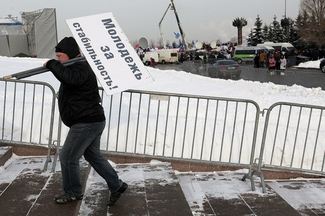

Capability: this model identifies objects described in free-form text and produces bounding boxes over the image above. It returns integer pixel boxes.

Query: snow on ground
[1,56,324,109]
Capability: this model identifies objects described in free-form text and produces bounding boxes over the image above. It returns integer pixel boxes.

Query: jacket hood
[55,37,80,59]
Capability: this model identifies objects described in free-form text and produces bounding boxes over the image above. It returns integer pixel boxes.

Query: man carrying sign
[44,37,128,206]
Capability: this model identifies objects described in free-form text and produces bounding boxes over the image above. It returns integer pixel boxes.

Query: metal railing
[0,78,57,146]
[255,102,325,192]
[98,90,260,164]
[0,78,261,190]
[0,78,58,171]
[3,79,325,193]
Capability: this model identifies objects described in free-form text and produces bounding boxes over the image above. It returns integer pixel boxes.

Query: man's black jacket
[46,60,105,127]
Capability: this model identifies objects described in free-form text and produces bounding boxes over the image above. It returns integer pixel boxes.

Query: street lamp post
[285,0,287,18]
[281,0,289,37]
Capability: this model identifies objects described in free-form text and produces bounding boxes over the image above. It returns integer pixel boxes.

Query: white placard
[66,12,153,95]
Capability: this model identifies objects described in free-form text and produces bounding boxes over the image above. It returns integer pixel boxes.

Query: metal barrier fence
[0,78,57,146]
[5,79,325,192]
[97,89,260,166]
[256,102,325,192]
[0,78,58,171]
[0,78,261,190]
[3,78,325,193]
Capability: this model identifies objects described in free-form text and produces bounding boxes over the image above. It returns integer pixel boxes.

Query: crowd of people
[176,43,235,63]
[254,46,325,75]
[135,40,325,74]
[254,50,287,75]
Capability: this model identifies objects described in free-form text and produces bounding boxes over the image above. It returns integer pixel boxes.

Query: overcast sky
[1,0,300,44]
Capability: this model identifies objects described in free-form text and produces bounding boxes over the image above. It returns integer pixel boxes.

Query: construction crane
[158,0,189,50]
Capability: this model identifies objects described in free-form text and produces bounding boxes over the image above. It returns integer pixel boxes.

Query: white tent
[0,35,10,56]
[0,20,29,57]
[0,8,57,58]
[21,8,58,58]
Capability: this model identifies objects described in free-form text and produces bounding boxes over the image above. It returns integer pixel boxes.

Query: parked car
[195,51,215,64]
[208,60,241,79]
[320,59,325,73]
[194,51,231,64]
[216,51,231,59]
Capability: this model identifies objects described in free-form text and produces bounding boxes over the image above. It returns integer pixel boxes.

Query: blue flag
[174,32,181,39]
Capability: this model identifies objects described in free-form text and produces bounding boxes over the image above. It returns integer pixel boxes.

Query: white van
[257,42,295,53]
[259,45,275,53]
[156,49,179,64]
[142,51,159,66]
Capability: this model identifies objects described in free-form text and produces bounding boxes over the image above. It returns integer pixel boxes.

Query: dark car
[208,60,241,79]
[215,51,231,60]
[194,51,231,64]
[320,59,325,73]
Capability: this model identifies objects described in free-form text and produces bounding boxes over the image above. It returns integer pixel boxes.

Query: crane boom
[170,0,188,50]
[158,0,189,50]
[159,3,171,49]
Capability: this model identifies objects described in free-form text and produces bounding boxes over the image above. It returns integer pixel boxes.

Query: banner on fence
[66,12,153,95]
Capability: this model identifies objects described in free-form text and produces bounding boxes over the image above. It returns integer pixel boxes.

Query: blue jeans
[59,121,122,197]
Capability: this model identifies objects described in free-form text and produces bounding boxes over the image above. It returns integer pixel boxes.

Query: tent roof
[0,17,22,25]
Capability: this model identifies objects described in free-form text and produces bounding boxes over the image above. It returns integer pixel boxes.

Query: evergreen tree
[250,15,264,46]
[271,16,284,42]
[262,24,269,42]
[268,25,275,42]
[281,17,289,42]
[287,18,299,47]
[295,11,309,48]
[246,29,253,46]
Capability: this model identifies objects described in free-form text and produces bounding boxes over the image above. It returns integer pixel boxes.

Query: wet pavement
[155,62,325,90]
[1,145,325,216]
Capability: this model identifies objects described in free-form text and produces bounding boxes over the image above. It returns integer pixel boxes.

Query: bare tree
[156,37,164,48]
[149,39,156,49]
[232,17,248,45]
[298,0,325,47]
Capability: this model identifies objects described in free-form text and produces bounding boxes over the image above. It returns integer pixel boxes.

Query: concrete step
[1,154,325,215]
[0,156,90,216]
[267,180,325,215]
[27,159,90,216]
[177,171,303,216]
[0,146,13,166]
[79,162,193,216]
[0,157,50,215]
